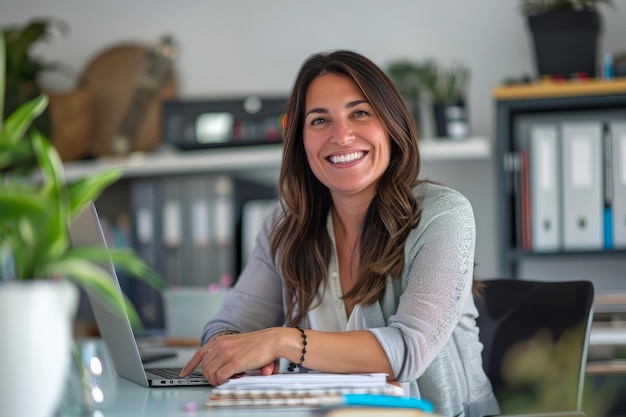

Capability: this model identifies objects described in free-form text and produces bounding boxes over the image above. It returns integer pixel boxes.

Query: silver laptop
[69,201,210,387]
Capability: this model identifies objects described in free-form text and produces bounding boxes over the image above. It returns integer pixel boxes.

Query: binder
[130,177,165,331]
[233,178,278,276]
[162,176,185,287]
[184,174,214,286]
[240,198,276,269]
[561,121,604,250]
[529,124,561,252]
[603,123,613,250]
[212,176,235,286]
[519,149,531,252]
[611,122,626,248]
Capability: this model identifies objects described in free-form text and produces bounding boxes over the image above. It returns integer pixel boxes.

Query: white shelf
[62,144,283,182]
[419,136,491,161]
[62,137,491,181]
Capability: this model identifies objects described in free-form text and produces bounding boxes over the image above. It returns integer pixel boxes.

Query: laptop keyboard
[147,368,205,379]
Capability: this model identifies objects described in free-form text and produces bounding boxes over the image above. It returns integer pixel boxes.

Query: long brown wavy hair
[270,50,423,326]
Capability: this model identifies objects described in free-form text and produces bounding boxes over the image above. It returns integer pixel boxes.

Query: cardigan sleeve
[200,202,286,345]
[367,185,476,382]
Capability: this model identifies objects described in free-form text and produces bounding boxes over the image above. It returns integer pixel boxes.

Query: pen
[342,394,434,412]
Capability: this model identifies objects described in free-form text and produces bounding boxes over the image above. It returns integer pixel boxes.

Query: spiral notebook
[205,372,406,409]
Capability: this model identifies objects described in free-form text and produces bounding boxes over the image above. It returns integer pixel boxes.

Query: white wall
[3,0,626,279]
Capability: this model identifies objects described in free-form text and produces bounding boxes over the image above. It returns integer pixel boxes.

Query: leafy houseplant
[418,60,470,104]
[2,18,69,137]
[386,59,470,139]
[0,28,164,321]
[418,60,471,139]
[0,30,165,417]
[519,0,614,78]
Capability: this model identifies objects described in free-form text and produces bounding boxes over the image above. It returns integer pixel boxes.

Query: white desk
[101,377,315,417]
[76,347,317,417]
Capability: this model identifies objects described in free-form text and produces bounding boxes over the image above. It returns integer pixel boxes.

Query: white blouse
[307,213,366,332]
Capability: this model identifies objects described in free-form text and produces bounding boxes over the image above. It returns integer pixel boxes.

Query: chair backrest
[475,279,595,415]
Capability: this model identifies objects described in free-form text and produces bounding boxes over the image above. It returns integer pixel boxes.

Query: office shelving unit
[493,79,626,381]
[493,78,626,279]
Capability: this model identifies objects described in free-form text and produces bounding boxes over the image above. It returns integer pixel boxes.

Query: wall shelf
[493,77,626,101]
[62,136,491,182]
[62,144,283,182]
[419,136,490,161]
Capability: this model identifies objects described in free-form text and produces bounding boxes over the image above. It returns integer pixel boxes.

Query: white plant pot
[0,280,78,417]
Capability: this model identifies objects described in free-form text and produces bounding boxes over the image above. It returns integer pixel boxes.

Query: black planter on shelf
[527,9,602,78]
[432,100,468,139]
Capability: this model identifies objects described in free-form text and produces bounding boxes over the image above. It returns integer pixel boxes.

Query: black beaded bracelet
[287,327,307,372]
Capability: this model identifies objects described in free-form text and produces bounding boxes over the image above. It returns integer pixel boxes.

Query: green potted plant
[3,18,93,162]
[418,60,471,139]
[520,0,614,78]
[0,32,165,417]
[2,18,70,135]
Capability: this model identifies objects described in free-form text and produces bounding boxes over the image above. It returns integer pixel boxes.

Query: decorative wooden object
[79,37,178,157]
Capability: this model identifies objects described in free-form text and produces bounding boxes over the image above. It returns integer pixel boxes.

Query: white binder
[162,176,184,286]
[561,121,604,250]
[611,122,626,248]
[241,198,276,269]
[529,124,561,252]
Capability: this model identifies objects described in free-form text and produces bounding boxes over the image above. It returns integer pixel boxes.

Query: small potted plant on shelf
[0,32,165,417]
[418,60,471,140]
[519,0,614,79]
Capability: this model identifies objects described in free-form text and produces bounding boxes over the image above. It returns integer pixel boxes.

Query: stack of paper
[205,372,406,408]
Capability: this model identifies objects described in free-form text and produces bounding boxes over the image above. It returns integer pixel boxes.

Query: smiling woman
[180,50,499,417]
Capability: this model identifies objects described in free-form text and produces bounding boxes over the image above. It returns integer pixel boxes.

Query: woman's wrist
[209,330,238,342]
[287,327,307,371]
[270,327,306,366]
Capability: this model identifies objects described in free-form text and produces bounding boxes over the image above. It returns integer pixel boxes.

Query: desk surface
[103,377,316,417]
[75,346,319,417]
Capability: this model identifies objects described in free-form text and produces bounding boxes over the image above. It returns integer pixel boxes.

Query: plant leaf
[43,258,143,329]
[29,131,70,267]
[0,136,36,172]
[108,247,168,290]
[0,30,5,129]
[0,94,48,145]
[0,192,48,222]
[68,169,122,217]
[5,21,48,78]
[64,245,167,291]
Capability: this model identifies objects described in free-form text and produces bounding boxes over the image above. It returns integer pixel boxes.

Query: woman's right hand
[179,328,296,386]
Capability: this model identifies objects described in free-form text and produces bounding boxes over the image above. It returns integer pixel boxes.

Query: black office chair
[475,279,595,416]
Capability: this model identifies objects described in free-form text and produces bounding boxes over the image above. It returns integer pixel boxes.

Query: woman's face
[302,73,390,202]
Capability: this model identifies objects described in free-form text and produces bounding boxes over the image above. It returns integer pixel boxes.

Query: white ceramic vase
[0,280,78,417]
